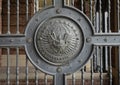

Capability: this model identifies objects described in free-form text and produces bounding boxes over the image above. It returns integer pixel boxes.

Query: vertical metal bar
[45,74,48,85]
[7,0,10,34]
[94,0,97,27]
[34,0,35,13]
[90,0,93,21]
[26,58,29,85]
[105,11,109,72]
[117,0,120,84]
[35,69,38,85]
[96,12,100,32]
[81,68,84,85]
[16,47,19,85]
[104,32,108,71]
[34,0,39,13]
[65,75,67,85]
[104,11,108,33]
[81,0,84,12]
[71,0,74,6]
[95,0,101,74]
[26,0,29,85]
[26,0,29,21]
[99,0,103,84]
[72,73,75,85]
[54,74,66,85]
[54,0,65,7]
[117,0,120,32]
[104,0,109,71]
[109,47,112,85]
[7,48,10,85]
[67,0,70,6]
[91,59,94,85]
[17,0,20,34]
[44,0,47,7]
[99,0,102,32]
[93,0,97,72]
[90,1,94,85]
[100,47,103,85]
[108,0,112,85]
[52,0,54,6]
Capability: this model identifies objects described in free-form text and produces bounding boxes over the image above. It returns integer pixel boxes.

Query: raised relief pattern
[35,17,83,65]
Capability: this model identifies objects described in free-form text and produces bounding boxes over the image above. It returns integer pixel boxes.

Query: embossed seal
[35,17,83,65]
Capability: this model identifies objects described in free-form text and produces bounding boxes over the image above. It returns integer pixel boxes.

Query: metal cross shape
[0,0,120,85]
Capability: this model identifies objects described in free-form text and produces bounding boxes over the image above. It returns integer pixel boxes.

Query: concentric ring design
[25,7,94,74]
[35,17,83,65]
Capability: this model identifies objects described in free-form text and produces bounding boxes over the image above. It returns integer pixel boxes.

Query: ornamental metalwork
[0,0,120,85]
[35,17,83,65]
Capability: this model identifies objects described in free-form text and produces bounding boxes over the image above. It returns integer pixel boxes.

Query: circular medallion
[25,7,94,74]
[35,17,83,65]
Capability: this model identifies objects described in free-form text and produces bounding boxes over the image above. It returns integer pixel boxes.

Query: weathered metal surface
[0,0,120,85]
[0,35,26,47]
[35,17,82,65]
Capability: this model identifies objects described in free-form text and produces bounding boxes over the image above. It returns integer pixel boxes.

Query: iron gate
[0,0,120,85]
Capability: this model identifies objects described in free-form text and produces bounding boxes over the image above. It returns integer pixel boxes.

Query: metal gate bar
[26,57,29,85]
[17,0,19,34]
[100,46,103,85]
[35,69,38,85]
[109,46,112,85]
[16,47,19,85]
[44,74,47,85]
[16,1,20,84]
[26,0,29,85]
[71,0,74,6]
[7,48,10,85]
[44,0,47,7]
[72,73,75,85]
[118,0,120,84]
[7,0,10,34]
[96,0,103,85]
[90,1,94,85]
[1,0,120,85]
[108,0,112,85]
[81,0,84,12]
[35,0,39,13]
[81,68,84,85]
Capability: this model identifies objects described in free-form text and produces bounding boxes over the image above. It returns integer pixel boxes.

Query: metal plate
[35,17,83,65]
[25,7,94,74]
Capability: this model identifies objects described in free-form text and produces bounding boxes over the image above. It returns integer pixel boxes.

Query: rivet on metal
[10,39,14,42]
[78,18,81,22]
[57,67,62,73]
[27,38,32,43]
[35,18,39,22]
[86,37,92,43]
[36,60,40,65]
[104,38,107,42]
[39,37,43,40]
[78,59,82,64]
[56,9,61,14]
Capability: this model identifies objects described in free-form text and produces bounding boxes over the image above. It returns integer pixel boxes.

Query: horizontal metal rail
[0,35,26,47]
[1,33,120,47]
[91,33,120,46]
